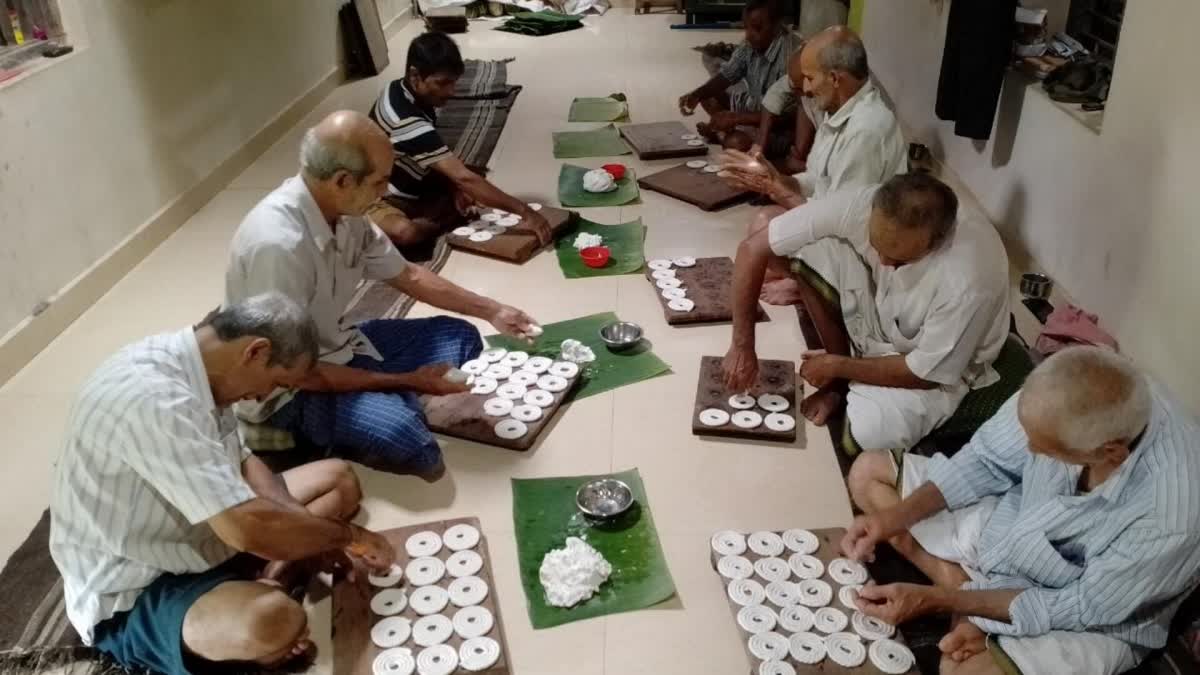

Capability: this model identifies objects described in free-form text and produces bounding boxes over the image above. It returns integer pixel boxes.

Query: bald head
[300,110,391,182]
[792,26,869,113]
[802,26,868,80]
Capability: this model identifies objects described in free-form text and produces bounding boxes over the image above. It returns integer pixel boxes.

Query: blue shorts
[92,556,257,675]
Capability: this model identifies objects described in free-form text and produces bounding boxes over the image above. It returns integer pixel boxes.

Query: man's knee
[328,459,363,518]
[245,590,307,655]
[365,418,443,475]
[846,450,898,513]
[429,316,483,351]
[746,205,787,237]
[940,652,1004,675]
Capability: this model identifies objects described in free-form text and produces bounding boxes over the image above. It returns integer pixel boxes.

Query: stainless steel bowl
[1020,273,1053,299]
[575,478,634,519]
[599,321,643,351]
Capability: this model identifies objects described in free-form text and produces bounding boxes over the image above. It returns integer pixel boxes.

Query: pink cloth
[1035,304,1119,355]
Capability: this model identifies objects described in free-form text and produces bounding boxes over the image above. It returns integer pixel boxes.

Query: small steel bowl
[1020,272,1053,299]
[575,478,634,519]
[599,321,643,351]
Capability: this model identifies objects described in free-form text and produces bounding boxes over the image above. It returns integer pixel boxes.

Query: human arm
[854,583,1022,626]
[680,73,734,114]
[242,455,308,515]
[719,149,806,208]
[789,105,816,169]
[387,263,537,340]
[293,361,469,396]
[722,226,774,392]
[841,481,949,562]
[208,499,393,570]
[799,351,939,390]
[430,155,551,245]
[753,109,777,154]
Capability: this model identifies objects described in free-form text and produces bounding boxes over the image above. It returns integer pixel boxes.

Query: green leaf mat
[552,124,632,159]
[568,94,631,123]
[554,217,645,279]
[557,164,640,207]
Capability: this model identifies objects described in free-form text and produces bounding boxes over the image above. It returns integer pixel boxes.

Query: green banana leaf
[569,94,630,123]
[495,10,584,36]
[552,124,632,159]
[554,217,645,279]
[557,164,640,207]
[485,312,671,400]
[511,468,677,629]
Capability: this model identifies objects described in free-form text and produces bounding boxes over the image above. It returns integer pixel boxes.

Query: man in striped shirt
[50,294,395,675]
[843,347,1200,675]
[367,32,550,259]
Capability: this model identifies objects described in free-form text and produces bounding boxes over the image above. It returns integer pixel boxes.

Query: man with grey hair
[724,173,1009,453]
[51,294,396,675]
[226,110,540,478]
[841,346,1200,675]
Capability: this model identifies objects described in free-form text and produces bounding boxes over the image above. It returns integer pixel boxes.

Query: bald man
[225,111,539,478]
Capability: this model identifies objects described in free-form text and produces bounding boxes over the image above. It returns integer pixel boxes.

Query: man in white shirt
[723,174,1009,452]
[51,294,395,675]
[226,110,539,478]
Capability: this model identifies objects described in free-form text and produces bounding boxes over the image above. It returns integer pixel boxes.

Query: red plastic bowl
[601,163,626,181]
[580,246,611,268]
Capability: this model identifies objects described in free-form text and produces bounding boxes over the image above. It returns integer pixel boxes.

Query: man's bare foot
[800,389,843,426]
[760,278,806,306]
[939,620,987,663]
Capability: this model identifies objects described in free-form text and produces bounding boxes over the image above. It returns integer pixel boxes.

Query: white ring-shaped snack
[536,375,569,393]
[413,614,454,648]
[651,268,677,279]
[869,638,916,675]
[446,549,484,578]
[501,351,529,367]
[369,564,404,588]
[468,231,493,242]
[748,632,790,661]
[483,363,513,381]
[656,277,682,289]
[452,226,474,237]
[757,393,789,412]
[461,359,488,375]
[417,644,458,675]
[483,397,514,417]
[523,389,555,408]
[680,133,700,140]
[717,555,754,580]
[510,404,543,423]
[406,531,443,558]
[494,418,528,440]
[471,377,498,395]
[668,298,695,312]
[448,575,490,607]
[647,258,673,271]
[698,408,731,427]
[549,361,579,379]
[814,607,849,634]
[522,356,553,374]
[754,557,791,583]
[508,370,539,387]
[777,605,815,633]
[458,636,501,672]
[672,256,697,267]
[371,588,408,616]
[497,215,521,228]
[452,605,494,639]
[827,632,867,668]
[782,529,820,554]
[839,583,863,609]
[703,165,721,173]
[727,578,765,607]
[788,553,824,580]
[373,647,416,675]
[480,347,507,363]
[728,394,757,410]
[443,523,480,551]
[372,616,413,648]
[828,558,870,586]
[765,581,801,607]
[732,410,764,429]
[748,531,786,557]
[788,632,827,665]
[712,530,747,556]
[528,202,542,211]
[480,213,502,223]
[496,382,528,400]
[796,579,833,607]
[685,159,708,169]
[759,660,796,675]
[686,139,706,147]
[406,557,446,587]
[737,604,777,634]
[409,585,450,616]
[852,611,896,640]
[661,287,687,300]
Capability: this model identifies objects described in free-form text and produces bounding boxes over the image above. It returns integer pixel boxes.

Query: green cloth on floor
[552,124,632,159]
[569,94,630,122]
[485,312,671,400]
[554,217,645,278]
[511,468,677,629]
[558,164,640,207]
[496,10,583,36]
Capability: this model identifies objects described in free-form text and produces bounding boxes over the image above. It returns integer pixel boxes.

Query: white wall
[863,0,1200,411]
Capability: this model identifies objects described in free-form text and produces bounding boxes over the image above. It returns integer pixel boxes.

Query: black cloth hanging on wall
[935,0,1017,141]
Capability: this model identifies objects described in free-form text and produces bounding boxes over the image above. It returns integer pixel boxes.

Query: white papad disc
[416,644,457,675]
[497,215,521,228]
[672,256,697,267]
[796,579,833,607]
[496,382,528,400]
[493,210,510,217]
[869,638,916,674]
[371,588,409,616]
[461,359,488,375]
[453,605,494,639]
[687,139,705,147]
[480,213,502,223]
[782,529,820,554]
[680,133,700,140]
[661,287,687,300]
[523,389,555,408]
[732,410,764,429]
[777,605,815,633]
[406,557,446,587]
[500,351,529,367]
[480,347,507,363]
[452,226,474,237]
[406,531,443,558]
[446,549,484,578]
[828,558,869,586]
[549,361,579,378]
[788,553,824,580]
[372,616,412,648]
[483,363,513,381]
[373,647,416,675]
[470,377,498,396]
[788,632,827,665]
[764,412,795,432]
[647,258,673,271]
[728,394,757,410]
[698,408,730,426]
[737,604,777,634]
[748,531,786,557]
[765,581,801,607]
[468,231,492,242]
[651,268,677,280]
[748,632,790,661]
[754,557,791,583]
[522,356,554,374]
[757,393,789,412]
[448,575,490,607]
[759,660,796,675]
[458,636,501,672]
[510,403,543,423]
[443,523,481,551]
[508,370,539,387]
[668,298,695,312]
[409,585,450,616]
[656,277,682,289]
[528,202,542,211]
[536,374,569,392]
[369,564,404,588]
[717,555,754,580]
[413,614,454,648]
[852,611,896,640]
[814,607,848,634]
[727,578,766,607]
[826,632,866,668]
[711,530,747,556]
[494,418,528,440]
[685,159,708,169]
[839,583,863,609]
[483,397,514,417]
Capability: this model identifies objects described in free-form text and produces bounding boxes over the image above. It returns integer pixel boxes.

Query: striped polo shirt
[369,79,453,200]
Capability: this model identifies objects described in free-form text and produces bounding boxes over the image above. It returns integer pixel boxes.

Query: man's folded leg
[991,630,1138,675]
[844,382,967,453]
[356,316,483,374]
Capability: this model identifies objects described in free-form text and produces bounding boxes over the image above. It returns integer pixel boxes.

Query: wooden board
[644,257,767,325]
[638,163,753,211]
[618,121,709,160]
[333,517,512,675]
[692,355,797,442]
[710,527,918,675]
[447,206,576,263]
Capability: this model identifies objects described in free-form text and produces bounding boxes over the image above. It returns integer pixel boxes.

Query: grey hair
[872,173,959,247]
[299,127,371,182]
[1018,346,1152,453]
[817,34,869,80]
[203,293,319,368]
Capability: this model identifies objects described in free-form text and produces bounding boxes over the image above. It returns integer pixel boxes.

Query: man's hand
[939,620,988,663]
[723,344,760,392]
[709,111,738,133]
[718,148,784,197]
[799,349,844,389]
[856,583,938,626]
[521,210,553,246]
[841,512,901,563]
[679,92,700,115]
[346,526,395,574]
[402,364,472,396]
[489,305,538,343]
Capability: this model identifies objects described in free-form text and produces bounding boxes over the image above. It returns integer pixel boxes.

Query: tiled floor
[0,12,853,674]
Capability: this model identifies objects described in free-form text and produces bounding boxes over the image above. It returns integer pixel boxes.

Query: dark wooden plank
[447,206,576,263]
[422,370,580,452]
[644,257,767,326]
[692,355,797,442]
[637,163,752,211]
[618,121,709,160]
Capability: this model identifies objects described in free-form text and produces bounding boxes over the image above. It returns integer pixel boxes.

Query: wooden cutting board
[644,257,767,325]
[638,163,753,211]
[618,121,709,160]
[447,206,576,263]
[332,517,512,675]
[422,369,580,451]
[692,355,797,442]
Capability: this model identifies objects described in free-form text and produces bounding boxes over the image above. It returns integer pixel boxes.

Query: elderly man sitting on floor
[50,294,395,675]
[843,346,1200,675]
[723,173,1009,453]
